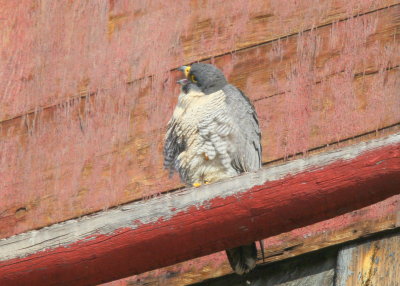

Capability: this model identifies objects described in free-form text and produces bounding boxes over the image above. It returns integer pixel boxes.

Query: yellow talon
[193,182,202,187]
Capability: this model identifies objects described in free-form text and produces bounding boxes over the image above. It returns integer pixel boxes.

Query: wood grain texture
[0,134,399,286]
[191,249,336,286]
[0,5,399,239]
[216,6,400,161]
[335,232,400,286]
[103,193,400,286]
[0,0,397,121]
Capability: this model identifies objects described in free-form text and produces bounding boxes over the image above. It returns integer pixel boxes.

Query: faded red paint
[1,0,395,120]
[218,7,400,159]
[0,142,399,286]
[0,1,399,240]
[105,194,400,286]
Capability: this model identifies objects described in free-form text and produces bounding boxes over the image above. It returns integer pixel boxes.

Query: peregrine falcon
[164,63,262,275]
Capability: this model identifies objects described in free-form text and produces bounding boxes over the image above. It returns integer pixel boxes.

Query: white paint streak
[0,133,399,261]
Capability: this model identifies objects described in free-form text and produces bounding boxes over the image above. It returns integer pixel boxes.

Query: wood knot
[15,207,28,219]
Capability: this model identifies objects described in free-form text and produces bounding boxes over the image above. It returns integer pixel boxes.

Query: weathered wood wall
[1,133,398,286]
[1,1,399,285]
[1,0,399,241]
[192,249,337,286]
[189,231,399,286]
[188,231,400,286]
[336,232,400,285]
[101,191,400,286]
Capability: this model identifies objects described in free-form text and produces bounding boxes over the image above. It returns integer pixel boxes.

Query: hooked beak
[176,78,189,85]
[177,66,187,72]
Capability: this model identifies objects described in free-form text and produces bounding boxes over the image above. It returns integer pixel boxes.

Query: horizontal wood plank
[0,133,399,286]
[1,68,398,239]
[103,194,400,286]
[257,68,400,161]
[0,5,399,239]
[0,0,398,121]
[216,5,400,101]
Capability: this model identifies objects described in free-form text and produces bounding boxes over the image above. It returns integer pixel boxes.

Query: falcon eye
[184,66,191,78]
[191,74,197,83]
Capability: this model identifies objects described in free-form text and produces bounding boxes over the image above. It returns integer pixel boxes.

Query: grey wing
[197,85,262,175]
[223,84,262,173]
[163,119,185,177]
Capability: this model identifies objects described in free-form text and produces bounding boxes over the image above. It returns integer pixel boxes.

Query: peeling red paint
[0,0,399,242]
[0,0,396,120]
[103,194,400,286]
[0,141,399,286]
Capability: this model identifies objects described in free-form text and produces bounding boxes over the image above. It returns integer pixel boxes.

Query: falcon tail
[226,242,257,275]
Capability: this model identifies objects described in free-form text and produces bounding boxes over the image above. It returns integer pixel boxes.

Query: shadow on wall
[191,248,336,286]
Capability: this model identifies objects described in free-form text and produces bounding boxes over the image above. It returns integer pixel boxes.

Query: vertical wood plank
[336,232,400,286]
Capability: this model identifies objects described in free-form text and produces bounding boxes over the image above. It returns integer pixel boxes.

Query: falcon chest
[173,89,225,132]
[172,89,236,184]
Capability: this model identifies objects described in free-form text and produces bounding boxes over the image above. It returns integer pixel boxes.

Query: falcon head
[177,63,227,95]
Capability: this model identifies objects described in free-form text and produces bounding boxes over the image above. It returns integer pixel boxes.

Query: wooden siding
[192,250,337,286]
[1,0,398,121]
[191,250,336,286]
[191,231,400,286]
[104,192,400,286]
[0,133,399,286]
[335,232,400,286]
[0,1,399,240]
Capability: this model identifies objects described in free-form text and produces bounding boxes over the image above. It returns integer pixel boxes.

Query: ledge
[0,133,399,286]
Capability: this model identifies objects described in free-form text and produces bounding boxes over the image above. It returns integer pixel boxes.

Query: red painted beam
[0,134,399,286]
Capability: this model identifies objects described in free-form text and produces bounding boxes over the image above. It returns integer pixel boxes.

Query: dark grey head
[177,63,228,95]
